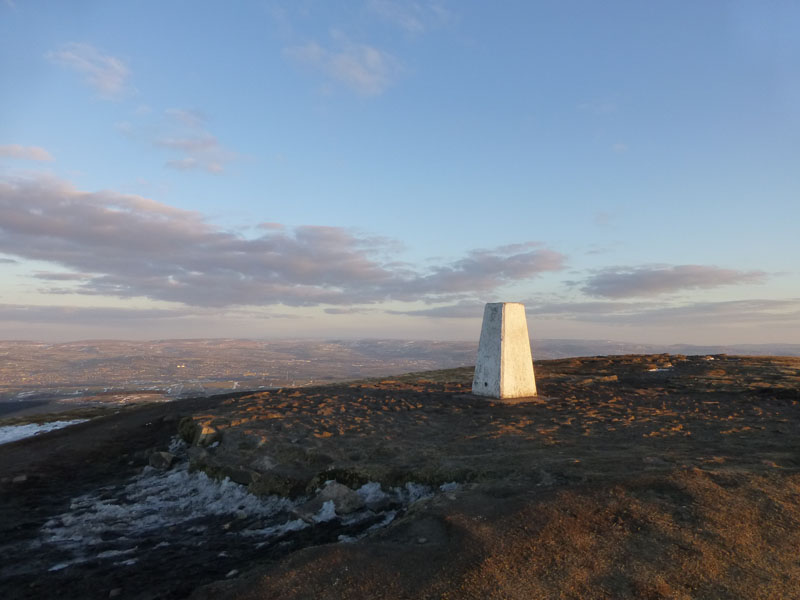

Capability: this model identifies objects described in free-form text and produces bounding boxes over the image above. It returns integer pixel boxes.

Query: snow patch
[0,420,88,446]
[312,500,337,523]
[42,466,294,549]
[31,437,461,575]
[356,481,387,505]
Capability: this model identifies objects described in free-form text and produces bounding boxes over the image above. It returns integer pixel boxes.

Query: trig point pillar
[472,302,537,399]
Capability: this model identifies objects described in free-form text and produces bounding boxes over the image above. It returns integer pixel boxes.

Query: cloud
[0,174,565,308]
[0,145,54,162]
[0,257,17,264]
[392,300,652,320]
[324,307,377,315]
[367,0,452,33]
[395,298,800,330]
[535,298,800,327]
[152,109,235,174]
[607,299,800,326]
[33,271,92,281]
[47,43,130,99]
[387,301,484,319]
[393,242,565,298]
[0,304,192,325]
[285,33,401,96]
[580,265,768,299]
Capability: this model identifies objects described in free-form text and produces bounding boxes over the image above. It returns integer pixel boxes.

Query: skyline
[1,1,798,344]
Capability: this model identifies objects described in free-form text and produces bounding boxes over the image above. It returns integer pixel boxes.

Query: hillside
[2,354,800,599]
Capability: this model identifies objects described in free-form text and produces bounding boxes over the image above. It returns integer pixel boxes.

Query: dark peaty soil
[3,354,800,599]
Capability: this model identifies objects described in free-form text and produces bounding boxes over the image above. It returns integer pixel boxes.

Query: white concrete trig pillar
[472,302,537,399]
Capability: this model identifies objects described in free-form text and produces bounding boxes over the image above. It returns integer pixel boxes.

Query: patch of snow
[356,481,387,504]
[96,548,136,559]
[647,368,673,372]
[312,500,337,523]
[33,436,463,575]
[168,437,186,454]
[0,420,88,446]
[41,461,295,551]
[399,482,433,503]
[115,558,137,567]
[439,482,460,492]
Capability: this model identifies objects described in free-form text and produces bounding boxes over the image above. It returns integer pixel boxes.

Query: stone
[248,468,309,498]
[318,480,364,514]
[197,425,222,447]
[149,451,175,470]
[292,481,365,522]
[472,302,537,399]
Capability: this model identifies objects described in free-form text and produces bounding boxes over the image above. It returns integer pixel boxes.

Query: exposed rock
[187,446,210,468]
[149,451,175,470]
[319,480,365,514]
[293,481,365,522]
[197,425,222,447]
[248,467,310,498]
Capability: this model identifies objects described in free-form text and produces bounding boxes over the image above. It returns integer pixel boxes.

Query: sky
[0,1,798,344]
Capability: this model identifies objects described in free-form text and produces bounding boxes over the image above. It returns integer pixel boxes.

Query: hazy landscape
[3,338,800,416]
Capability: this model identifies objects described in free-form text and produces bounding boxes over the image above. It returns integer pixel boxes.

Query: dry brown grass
[187,354,800,599]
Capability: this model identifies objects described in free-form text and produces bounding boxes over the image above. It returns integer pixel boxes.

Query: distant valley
[1,337,799,407]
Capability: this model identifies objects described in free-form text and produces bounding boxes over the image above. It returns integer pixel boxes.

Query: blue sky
[0,1,798,344]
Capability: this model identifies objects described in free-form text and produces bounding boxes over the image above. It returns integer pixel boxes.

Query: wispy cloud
[0,174,565,308]
[324,307,377,315]
[579,265,768,299]
[155,109,236,174]
[285,32,401,96]
[46,43,130,99]
[116,109,236,174]
[367,0,452,33]
[393,298,800,330]
[0,304,192,325]
[0,145,53,162]
[387,300,484,319]
[530,298,800,327]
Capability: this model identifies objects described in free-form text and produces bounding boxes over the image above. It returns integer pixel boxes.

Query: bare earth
[2,354,800,599]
